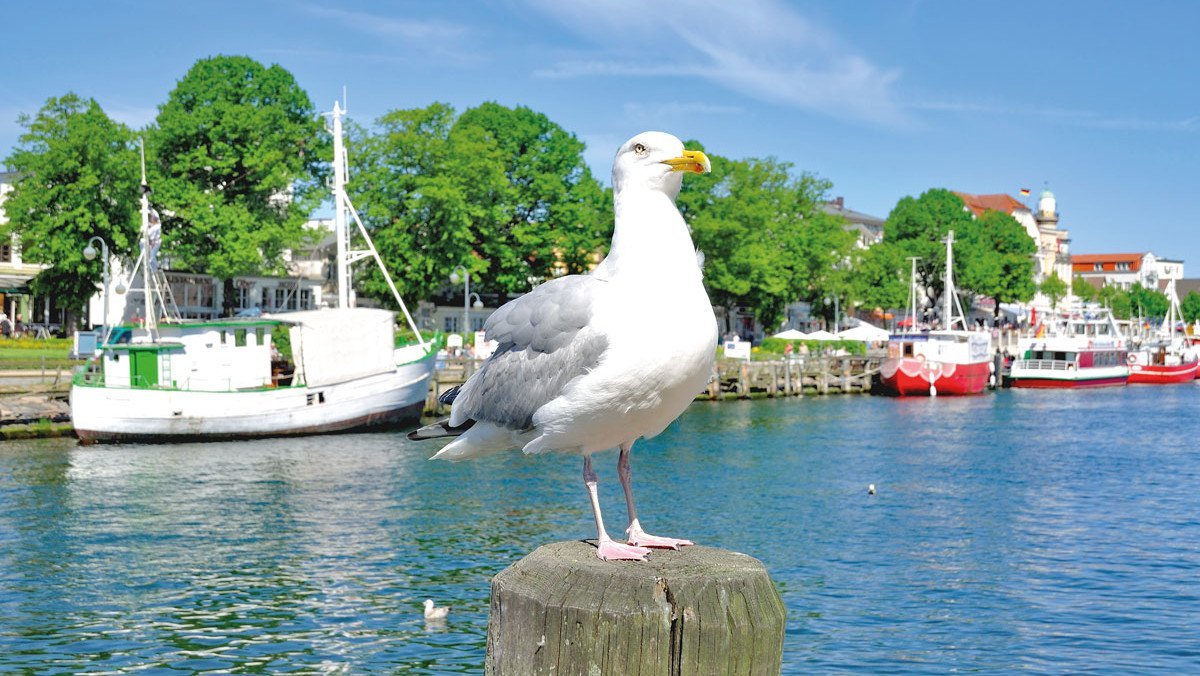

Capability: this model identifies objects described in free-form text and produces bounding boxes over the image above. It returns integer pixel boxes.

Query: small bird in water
[868,484,877,495]
[409,132,715,562]
[423,599,450,621]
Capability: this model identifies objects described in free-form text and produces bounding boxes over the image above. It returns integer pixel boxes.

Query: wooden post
[486,541,786,675]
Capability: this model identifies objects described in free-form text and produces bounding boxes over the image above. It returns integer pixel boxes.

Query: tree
[1072,275,1098,302]
[346,102,611,305]
[1181,290,1200,324]
[3,93,140,326]
[1127,282,1169,320]
[842,241,909,318]
[1097,284,1132,319]
[149,56,327,313]
[1039,272,1068,310]
[957,209,1037,317]
[452,102,610,294]
[882,188,977,305]
[678,151,854,330]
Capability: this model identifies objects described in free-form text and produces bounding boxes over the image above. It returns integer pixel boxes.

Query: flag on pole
[1019,188,1031,196]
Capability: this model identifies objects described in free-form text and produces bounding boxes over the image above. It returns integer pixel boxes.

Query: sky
[3,1,1198,268]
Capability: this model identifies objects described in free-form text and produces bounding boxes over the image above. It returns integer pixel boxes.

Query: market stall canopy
[771,329,809,340]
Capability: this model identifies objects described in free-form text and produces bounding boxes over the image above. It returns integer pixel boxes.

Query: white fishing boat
[71,101,436,443]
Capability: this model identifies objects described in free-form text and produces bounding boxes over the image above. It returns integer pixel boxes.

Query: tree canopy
[678,150,854,329]
[1072,275,1098,302]
[881,188,977,305]
[1038,272,1068,310]
[346,102,611,305]
[957,209,1037,315]
[148,55,327,309]
[3,93,141,319]
[1181,290,1200,324]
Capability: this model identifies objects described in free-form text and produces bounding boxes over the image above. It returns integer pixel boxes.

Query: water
[2,386,1199,673]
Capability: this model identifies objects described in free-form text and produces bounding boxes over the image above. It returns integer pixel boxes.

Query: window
[0,243,11,262]
[262,288,273,311]
[235,287,250,309]
[235,329,247,347]
[472,316,486,332]
[274,288,289,310]
[1116,262,1130,271]
[1093,263,1102,271]
[299,289,312,310]
[443,315,458,333]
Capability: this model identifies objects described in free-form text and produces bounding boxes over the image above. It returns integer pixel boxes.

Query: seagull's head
[424,599,434,609]
[612,131,710,198]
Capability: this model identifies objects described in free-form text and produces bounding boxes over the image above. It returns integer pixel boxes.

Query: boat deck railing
[1011,358,1074,372]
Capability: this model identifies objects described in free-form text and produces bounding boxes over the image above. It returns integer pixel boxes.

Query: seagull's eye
[633,143,647,156]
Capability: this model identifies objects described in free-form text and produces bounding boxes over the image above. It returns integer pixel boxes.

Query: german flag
[1020,188,1031,196]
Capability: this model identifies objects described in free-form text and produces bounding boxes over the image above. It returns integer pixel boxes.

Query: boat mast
[331,101,352,309]
[139,139,157,337]
[942,230,968,331]
[906,256,920,334]
[325,100,427,349]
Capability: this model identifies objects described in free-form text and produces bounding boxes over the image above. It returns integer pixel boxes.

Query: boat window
[903,343,913,357]
[1054,351,1067,361]
[235,329,247,347]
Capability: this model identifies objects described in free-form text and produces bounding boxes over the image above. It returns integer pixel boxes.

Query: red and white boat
[1126,281,1199,384]
[881,231,993,396]
[1009,311,1128,388]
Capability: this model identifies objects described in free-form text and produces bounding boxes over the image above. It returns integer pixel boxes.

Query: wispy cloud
[523,0,907,126]
[911,98,1200,132]
[300,5,467,41]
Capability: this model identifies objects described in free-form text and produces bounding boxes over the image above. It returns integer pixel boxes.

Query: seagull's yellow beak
[660,149,711,174]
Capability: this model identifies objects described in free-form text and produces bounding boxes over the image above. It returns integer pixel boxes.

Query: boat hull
[1127,360,1199,384]
[71,356,434,445]
[1010,374,1128,389]
[880,357,990,396]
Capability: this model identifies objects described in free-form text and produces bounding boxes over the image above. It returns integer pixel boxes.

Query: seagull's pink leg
[618,442,694,549]
[583,454,651,561]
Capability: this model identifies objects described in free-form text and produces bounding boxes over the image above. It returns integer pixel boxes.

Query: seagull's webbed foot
[595,536,652,561]
[626,518,694,550]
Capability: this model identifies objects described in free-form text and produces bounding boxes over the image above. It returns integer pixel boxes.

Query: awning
[0,274,33,294]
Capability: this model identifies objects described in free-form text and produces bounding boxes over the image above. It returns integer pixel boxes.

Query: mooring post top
[495,541,775,588]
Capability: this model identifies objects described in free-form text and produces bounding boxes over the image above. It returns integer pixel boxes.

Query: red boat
[879,231,992,397]
[881,341,992,396]
[1126,281,1199,385]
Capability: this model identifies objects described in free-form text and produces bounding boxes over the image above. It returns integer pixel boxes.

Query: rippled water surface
[2,385,1199,673]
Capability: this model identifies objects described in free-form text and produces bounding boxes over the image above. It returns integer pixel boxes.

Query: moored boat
[1009,311,1128,388]
[70,101,436,443]
[1125,280,1198,385]
[880,231,993,396]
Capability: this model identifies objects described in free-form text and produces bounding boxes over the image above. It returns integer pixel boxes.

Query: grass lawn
[0,338,82,370]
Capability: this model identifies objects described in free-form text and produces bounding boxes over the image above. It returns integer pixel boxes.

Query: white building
[1071,252,1185,291]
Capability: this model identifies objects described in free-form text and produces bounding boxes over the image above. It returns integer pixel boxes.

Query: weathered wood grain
[486,541,786,675]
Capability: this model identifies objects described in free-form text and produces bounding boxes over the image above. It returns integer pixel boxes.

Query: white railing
[1011,359,1073,372]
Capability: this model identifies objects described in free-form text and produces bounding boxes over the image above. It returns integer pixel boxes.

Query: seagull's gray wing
[448,275,609,430]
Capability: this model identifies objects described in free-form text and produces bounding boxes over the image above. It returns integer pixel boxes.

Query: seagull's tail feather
[431,421,531,461]
[407,418,474,441]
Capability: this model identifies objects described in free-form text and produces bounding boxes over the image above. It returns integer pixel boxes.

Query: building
[822,196,884,248]
[0,171,56,332]
[1071,252,1185,291]
[953,189,1071,285]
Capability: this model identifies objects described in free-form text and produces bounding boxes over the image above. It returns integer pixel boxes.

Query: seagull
[409,131,716,561]
[423,599,450,621]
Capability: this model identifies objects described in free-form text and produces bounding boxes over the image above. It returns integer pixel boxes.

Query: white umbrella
[837,324,890,341]
[806,330,839,341]
[771,329,809,340]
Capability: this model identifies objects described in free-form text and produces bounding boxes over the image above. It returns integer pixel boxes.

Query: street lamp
[825,295,840,333]
[449,265,471,342]
[83,237,112,343]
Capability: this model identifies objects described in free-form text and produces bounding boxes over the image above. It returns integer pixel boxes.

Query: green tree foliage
[3,93,140,322]
[678,151,855,329]
[1072,275,1098,302]
[842,242,909,315]
[882,188,976,304]
[1127,282,1169,319]
[1039,272,1068,309]
[1181,290,1200,323]
[957,209,1037,316]
[149,55,327,311]
[1097,284,1132,319]
[348,102,610,304]
[452,102,610,293]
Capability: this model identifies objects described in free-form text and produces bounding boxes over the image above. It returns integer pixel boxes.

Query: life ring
[1127,353,1137,365]
[915,354,926,362]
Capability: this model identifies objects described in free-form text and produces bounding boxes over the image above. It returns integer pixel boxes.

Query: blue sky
[3,1,1198,268]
